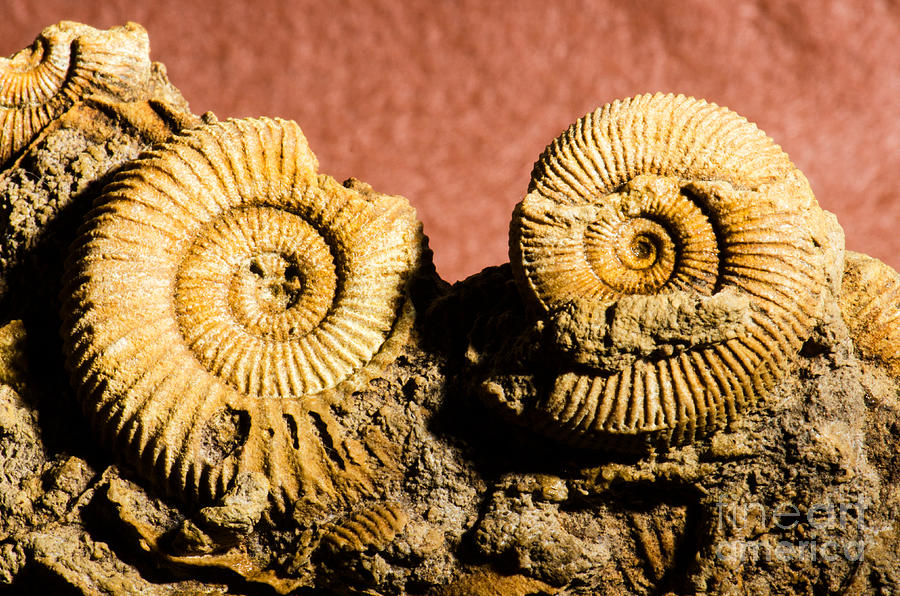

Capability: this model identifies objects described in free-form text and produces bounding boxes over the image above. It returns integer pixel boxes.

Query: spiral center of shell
[584,214,678,295]
[614,219,669,272]
[240,252,306,317]
[175,205,338,397]
[0,37,68,108]
[576,176,721,298]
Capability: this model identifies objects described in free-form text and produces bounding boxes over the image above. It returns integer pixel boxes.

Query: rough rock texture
[0,322,226,595]
[1,19,900,596]
[3,256,900,595]
[0,53,197,320]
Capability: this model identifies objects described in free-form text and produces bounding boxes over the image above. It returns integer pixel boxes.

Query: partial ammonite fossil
[61,117,425,510]
[494,93,833,448]
[319,501,409,554]
[0,97,201,317]
[840,251,900,377]
[0,21,151,167]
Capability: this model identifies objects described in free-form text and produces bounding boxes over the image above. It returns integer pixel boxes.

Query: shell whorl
[0,21,151,166]
[840,251,900,377]
[61,117,424,508]
[505,93,827,447]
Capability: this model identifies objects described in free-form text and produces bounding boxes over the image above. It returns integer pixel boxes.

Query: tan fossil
[0,21,151,167]
[840,251,900,377]
[499,93,832,448]
[60,116,424,510]
[427,569,558,596]
[319,501,409,554]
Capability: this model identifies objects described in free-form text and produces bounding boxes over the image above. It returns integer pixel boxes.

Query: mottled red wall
[3,0,899,281]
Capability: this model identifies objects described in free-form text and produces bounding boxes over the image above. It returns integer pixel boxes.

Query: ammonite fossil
[840,251,900,377]
[0,21,151,167]
[497,93,832,448]
[61,117,424,509]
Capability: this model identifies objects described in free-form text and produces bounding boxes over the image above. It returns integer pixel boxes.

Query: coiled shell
[0,21,151,167]
[504,93,829,447]
[60,117,424,509]
[840,251,900,377]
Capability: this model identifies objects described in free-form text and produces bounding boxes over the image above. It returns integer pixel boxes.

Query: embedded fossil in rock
[840,251,900,377]
[486,93,838,449]
[0,23,195,316]
[318,501,409,555]
[0,21,151,167]
[60,116,425,512]
[0,97,200,313]
[4,20,896,594]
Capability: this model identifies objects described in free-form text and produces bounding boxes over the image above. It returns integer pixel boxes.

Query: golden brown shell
[319,502,409,553]
[0,21,150,166]
[503,93,829,447]
[840,251,900,377]
[60,117,424,509]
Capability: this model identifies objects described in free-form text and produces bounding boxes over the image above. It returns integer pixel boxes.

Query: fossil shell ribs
[61,117,423,507]
[507,93,827,447]
[0,21,151,166]
[840,251,900,377]
[320,502,409,553]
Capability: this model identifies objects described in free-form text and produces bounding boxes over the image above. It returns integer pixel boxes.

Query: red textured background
[3,0,899,282]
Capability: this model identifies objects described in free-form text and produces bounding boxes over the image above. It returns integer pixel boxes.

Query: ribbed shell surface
[840,251,900,377]
[60,117,424,508]
[0,21,151,167]
[508,93,826,447]
[320,502,409,553]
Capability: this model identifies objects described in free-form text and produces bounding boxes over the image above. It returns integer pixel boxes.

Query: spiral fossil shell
[502,93,829,447]
[60,117,424,508]
[840,251,900,377]
[0,21,151,167]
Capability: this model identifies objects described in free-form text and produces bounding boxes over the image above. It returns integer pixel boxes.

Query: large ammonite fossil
[0,21,151,167]
[499,93,832,448]
[840,251,900,378]
[61,117,424,509]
